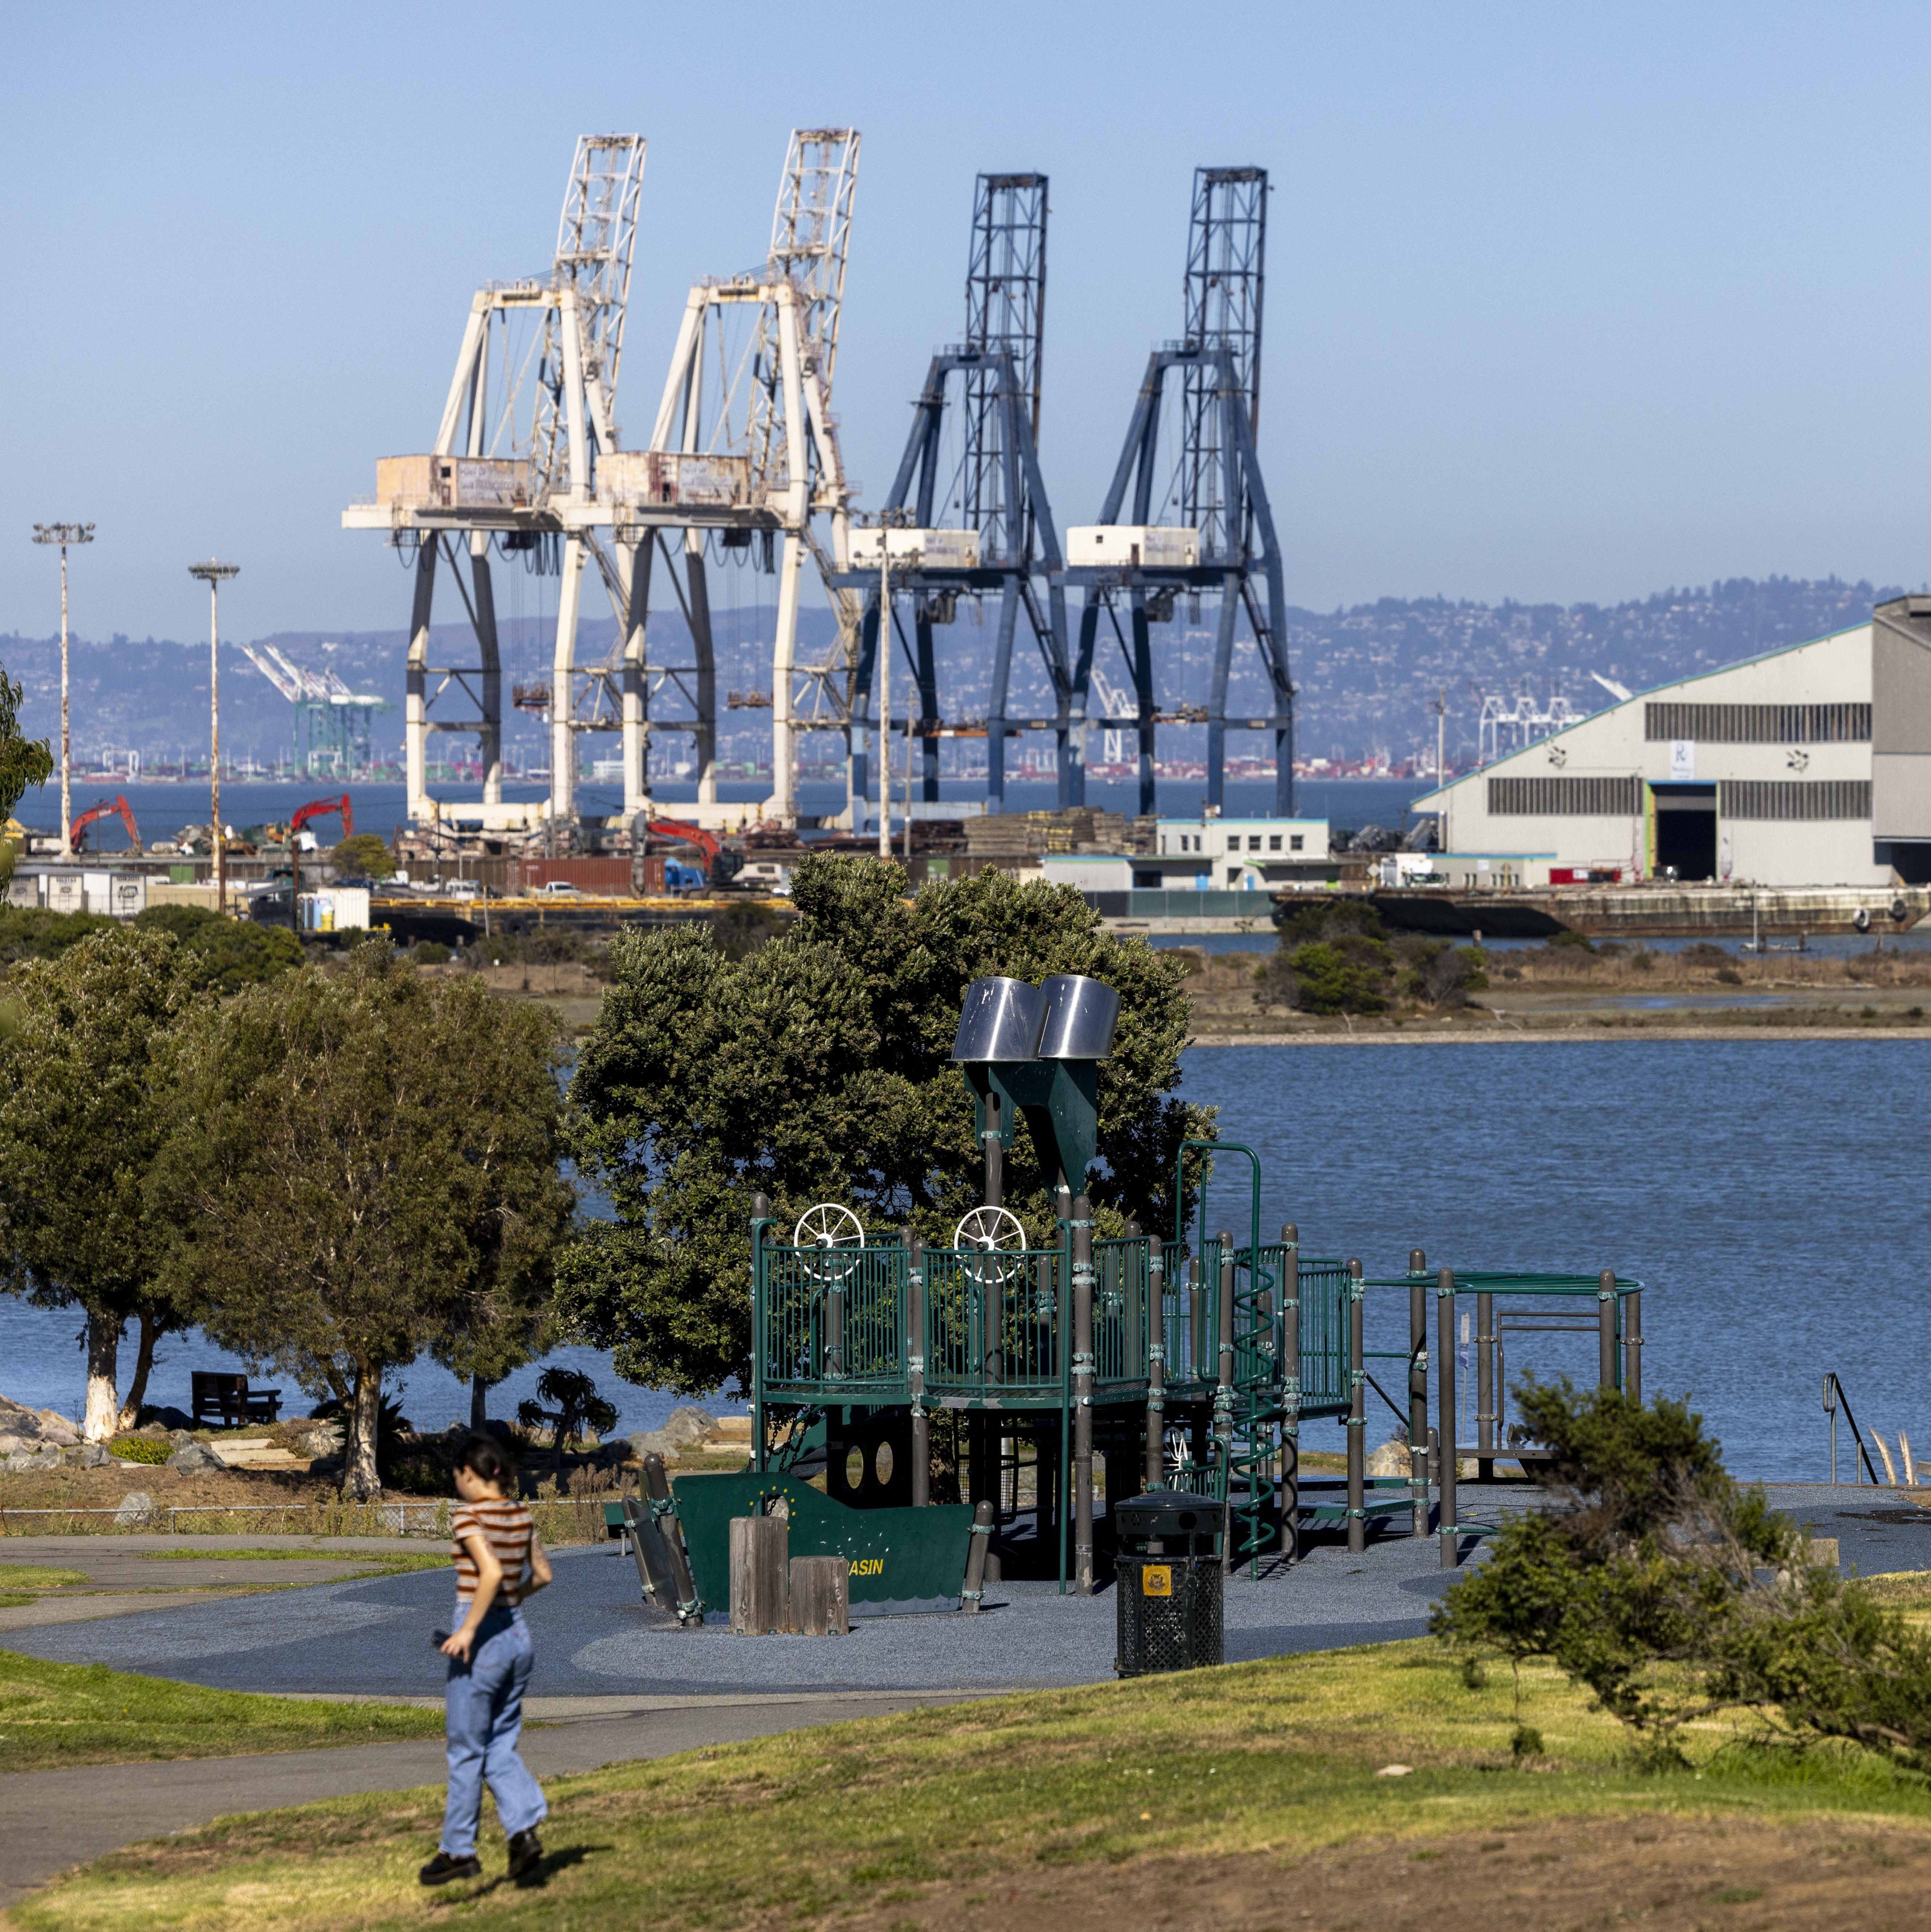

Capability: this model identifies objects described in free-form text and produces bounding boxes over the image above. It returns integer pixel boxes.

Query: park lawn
[0,1566,91,1588]
[0,1650,444,1775]
[135,1549,452,1571]
[19,1630,1931,1932]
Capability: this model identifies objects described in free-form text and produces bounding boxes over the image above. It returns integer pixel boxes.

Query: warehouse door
[1650,783,1718,880]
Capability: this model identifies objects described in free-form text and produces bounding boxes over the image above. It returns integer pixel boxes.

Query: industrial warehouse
[1413,595,1931,889]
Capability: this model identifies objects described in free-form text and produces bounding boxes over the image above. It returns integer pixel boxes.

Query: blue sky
[4,1,1930,640]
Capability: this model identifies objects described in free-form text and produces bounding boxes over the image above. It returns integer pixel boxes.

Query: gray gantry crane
[1065,166,1292,816]
[835,173,1070,826]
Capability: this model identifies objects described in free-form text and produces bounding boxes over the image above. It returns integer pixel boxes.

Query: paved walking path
[0,1689,975,1910]
[2,1483,1924,1909]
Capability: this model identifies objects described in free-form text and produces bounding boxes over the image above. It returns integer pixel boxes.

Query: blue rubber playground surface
[10,1484,1927,1700]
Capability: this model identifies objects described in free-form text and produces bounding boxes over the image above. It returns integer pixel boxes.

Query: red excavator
[290,794,353,846]
[284,797,355,935]
[640,813,741,891]
[69,795,140,854]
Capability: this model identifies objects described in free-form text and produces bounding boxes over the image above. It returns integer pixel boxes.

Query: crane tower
[636,129,861,828]
[836,172,1069,828]
[1065,166,1292,815]
[343,134,648,847]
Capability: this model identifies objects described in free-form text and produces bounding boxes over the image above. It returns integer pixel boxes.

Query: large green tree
[150,944,574,1494]
[560,854,1213,1396]
[0,662,53,901]
[0,928,193,1439]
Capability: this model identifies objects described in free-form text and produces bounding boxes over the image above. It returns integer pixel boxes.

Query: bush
[408,941,452,966]
[330,833,395,880]
[107,1436,171,1464]
[1283,939,1388,1015]
[0,906,118,965]
[1435,1379,1931,1769]
[132,905,304,993]
[1394,936,1488,1009]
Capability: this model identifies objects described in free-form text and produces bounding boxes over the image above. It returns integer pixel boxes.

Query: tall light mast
[32,522,94,858]
[189,560,239,912]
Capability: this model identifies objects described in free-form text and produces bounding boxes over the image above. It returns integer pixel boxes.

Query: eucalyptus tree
[560,852,1212,1397]
[0,927,193,1438]
[151,943,573,1496]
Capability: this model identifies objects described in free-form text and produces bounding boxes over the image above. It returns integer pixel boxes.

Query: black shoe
[506,1828,544,1879]
[419,1851,482,1886]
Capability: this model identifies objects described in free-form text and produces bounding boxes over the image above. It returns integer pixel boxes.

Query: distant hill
[0,574,1907,771]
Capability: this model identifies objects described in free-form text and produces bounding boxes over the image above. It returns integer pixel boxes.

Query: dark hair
[454,1434,516,1488]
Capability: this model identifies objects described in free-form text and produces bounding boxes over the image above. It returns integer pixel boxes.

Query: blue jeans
[440,1603,547,1857]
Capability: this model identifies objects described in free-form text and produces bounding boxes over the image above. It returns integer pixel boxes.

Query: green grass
[17,1633,1931,1931]
[135,1548,451,1571]
[0,1650,443,1776]
[0,1592,34,1608]
[0,1565,90,1589]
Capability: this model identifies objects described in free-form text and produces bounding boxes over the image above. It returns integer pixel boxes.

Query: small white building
[1413,599,1931,887]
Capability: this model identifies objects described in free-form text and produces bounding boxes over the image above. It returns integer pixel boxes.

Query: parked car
[536,880,582,897]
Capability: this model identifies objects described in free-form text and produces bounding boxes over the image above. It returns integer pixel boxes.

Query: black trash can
[1113,1488,1224,1677]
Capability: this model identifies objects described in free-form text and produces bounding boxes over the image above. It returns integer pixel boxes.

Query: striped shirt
[451,1498,535,1606]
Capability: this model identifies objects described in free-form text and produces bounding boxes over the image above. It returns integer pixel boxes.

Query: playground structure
[723,972,1647,1601]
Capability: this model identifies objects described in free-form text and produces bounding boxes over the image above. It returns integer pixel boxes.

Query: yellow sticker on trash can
[1143,1564,1173,1598]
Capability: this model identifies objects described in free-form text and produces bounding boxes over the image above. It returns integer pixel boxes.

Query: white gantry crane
[641,128,861,826]
[343,134,648,844]
[344,129,861,843]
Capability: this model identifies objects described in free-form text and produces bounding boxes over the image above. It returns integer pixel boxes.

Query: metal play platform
[672,972,1647,1605]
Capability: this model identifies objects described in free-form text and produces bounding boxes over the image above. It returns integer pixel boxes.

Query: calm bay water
[2,1038,1918,1479]
[1199,1037,1927,1480]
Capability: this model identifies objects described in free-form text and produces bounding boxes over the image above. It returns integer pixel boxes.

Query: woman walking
[420,1435,553,1886]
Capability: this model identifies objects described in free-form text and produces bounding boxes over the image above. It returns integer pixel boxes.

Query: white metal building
[1413,598,1931,887]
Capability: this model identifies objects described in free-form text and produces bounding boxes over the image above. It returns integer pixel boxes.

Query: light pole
[876,527,892,861]
[189,561,239,912]
[31,523,94,858]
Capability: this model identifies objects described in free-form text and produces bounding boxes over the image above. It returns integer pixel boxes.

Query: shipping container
[376,454,532,510]
[846,527,982,569]
[513,857,635,895]
[599,451,752,510]
[1065,525,1201,569]
[300,887,370,933]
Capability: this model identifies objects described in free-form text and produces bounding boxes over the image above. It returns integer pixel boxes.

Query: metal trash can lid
[1111,1489,1220,1537]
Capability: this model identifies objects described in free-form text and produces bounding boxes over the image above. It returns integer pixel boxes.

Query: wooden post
[729,1513,788,1634]
[1438,1267,1458,1569]
[787,1555,850,1635]
[1217,1230,1237,1574]
[962,1496,994,1612]
[1280,1223,1300,1563]
[1624,1288,1643,1404]
[750,1192,770,1473]
[1346,1257,1366,1555]
[1072,1193,1095,1595]
[908,1233,929,1506]
[1598,1270,1618,1392]
[1408,1248,1428,1538]
[1476,1288,1495,1481]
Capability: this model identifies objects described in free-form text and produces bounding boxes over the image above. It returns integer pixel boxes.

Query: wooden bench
[191,1372,283,1428]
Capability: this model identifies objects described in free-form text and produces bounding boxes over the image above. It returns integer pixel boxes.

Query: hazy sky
[5,1,1930,642]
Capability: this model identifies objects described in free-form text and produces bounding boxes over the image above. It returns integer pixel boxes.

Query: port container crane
[1065,167,1292,815]
[834,174,1069,824]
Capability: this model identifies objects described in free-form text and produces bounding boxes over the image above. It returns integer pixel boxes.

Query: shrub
[330,833,395,880]
[107,1437,171,1464]
[1284,940,1388,1015]
[1394,937,1488,1009]
[408,941,452,966]
[1435,1379,1931,1770]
